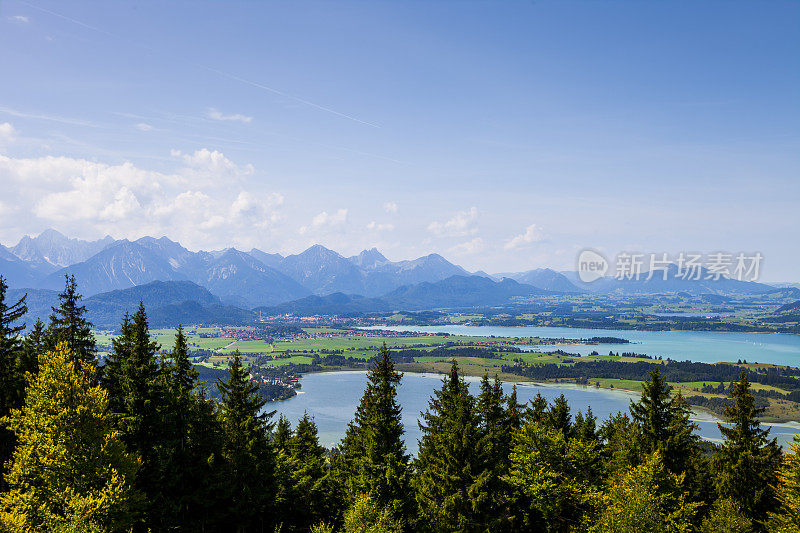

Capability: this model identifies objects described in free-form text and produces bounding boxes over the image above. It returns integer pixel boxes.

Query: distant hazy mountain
[248,248,283,269]
[501,268,581,293]
[277,245,367,295]
[257,275,549,315]
[256,292,391,316]
[383,275,547,310]
[88,279,220,310]
[348,248,389,269]
[146,300,255,328]
[561,265,774,295]
[84,280,253,327]
[6,231,784,311]
[11,229,115,270]
[365,253,469,294]
[0,245,42,288]
[10,281,256,328]
[6,287,59,325]
[198,249,310,308]
[41,240,186,295]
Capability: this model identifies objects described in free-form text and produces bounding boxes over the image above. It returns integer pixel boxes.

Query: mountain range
[0,230,784,326]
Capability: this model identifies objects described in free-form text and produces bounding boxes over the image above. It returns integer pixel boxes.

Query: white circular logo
[577,249,608,283]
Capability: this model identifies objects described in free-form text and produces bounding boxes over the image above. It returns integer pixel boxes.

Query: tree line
[505,358,800,390]
[1,275,799,532]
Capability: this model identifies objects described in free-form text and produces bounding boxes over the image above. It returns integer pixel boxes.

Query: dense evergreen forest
[1,275,799,532]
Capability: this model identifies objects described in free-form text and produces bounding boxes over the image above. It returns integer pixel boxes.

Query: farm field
[92,326,800,422]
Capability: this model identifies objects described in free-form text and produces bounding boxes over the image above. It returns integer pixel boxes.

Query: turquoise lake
[272,371,800,454]
[363,325,800,367]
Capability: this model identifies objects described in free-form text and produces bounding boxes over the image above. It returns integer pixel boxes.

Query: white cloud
[383,201,398,214]
[171,148,254,182]
[367,221,394,231]
[449,237,485,256]
[428,206,479,237]
[0,150,283,251]
[504,223,545,250]
[299,208,348,235]
[11,15,29,23]
[135,122,153,131]
[207,108,253,123]
[0,122,16,143]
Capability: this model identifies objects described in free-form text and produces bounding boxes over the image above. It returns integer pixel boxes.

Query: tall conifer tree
[46,275,96,365]
[217,350,276,532]
[0,276,27,491]
[414,361,491,532]
[340,343,411,520]
[712,371,781,528]
[101,302,164,531]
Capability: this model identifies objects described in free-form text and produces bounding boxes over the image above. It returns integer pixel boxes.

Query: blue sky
[0,0,798,280]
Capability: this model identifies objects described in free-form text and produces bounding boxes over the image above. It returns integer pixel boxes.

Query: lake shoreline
[288,366,800,425]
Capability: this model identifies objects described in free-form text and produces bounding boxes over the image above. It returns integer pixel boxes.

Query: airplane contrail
[17,0,380,128]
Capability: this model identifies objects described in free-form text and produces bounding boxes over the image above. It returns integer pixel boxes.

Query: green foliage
[767,435,800,531]
[598,412,639,478]
[0,276,27,491]
[342,493,403,533]
[699,498,752,533]
[339,343,410,520]
[414,361,491,532]
[101,303,165,528]
[547,393,572,435]
[592,452,697,533]
[504,420,602,532]
[629,368,700,476]
[524,391,548,423]
[711,371,781,528]
[217,350,276,531]
[310,522,335,533]
[45,275,96,366]
[573,406,598,442]
[276,413,333,532]
[19,317,44,377]
[0,344,138,532]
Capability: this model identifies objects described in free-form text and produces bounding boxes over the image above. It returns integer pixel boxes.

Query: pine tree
[0,344,138,532]
[101,303,165,530]
[547,394,572,435]
[712,371,781,528]
[0,276,27,491]
[573,406,599,442]
[505,385,523,433]
[217,350,276,532]
[273,414,293,453]
[414,361,491,532]
[158,325,202,530]
[525,392,548,423]
[20,317,45,376]
[476,374,514,529]
[46,275,96,366]
[183,385,226,531]
[278,413,332,531]
[339,343,411,520]
[598,412,639,478]
[768,436,800,531]
[630,368,700,477]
